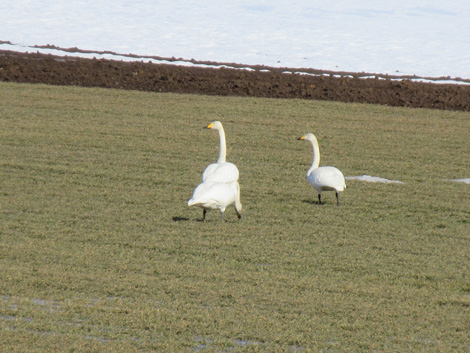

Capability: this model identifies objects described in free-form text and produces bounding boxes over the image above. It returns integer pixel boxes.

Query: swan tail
[188,195,215,208]
[188,198,200,207]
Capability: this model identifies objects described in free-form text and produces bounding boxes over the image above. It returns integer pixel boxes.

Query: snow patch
[345,175,405,184]
[444,178,470,184]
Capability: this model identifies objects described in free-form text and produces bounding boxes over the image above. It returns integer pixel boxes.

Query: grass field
[0,81,469,352]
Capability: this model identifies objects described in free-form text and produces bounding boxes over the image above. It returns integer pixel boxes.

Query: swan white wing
[202,163,219,182]
[308,166,346,192]
[202,162,239,183]
[188,181,237,211]
[188,182,211,205]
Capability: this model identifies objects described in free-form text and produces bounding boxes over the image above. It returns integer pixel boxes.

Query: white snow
[444,179,470,184]
[345,175,405,184]
[1,1,470,80]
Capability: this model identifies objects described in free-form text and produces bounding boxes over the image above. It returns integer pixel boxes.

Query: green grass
[0,81,469,352]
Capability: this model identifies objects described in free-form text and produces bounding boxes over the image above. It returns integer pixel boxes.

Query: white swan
[298,133,346,205]
[202,121,239,183]
[188,181,242,222]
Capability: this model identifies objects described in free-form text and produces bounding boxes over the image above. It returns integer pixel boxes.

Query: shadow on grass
[302,199,323,206]
[172,216,224,223]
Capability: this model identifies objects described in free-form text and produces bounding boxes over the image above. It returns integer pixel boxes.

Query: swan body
[202,121,239,183]
[189,120,242,221]
[202,162,239,183]
[188,181,242,222]
[298,133,346,205]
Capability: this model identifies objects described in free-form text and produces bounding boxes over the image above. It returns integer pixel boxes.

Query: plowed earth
[1,49,470,111]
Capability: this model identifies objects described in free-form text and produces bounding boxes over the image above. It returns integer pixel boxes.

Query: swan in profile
[202,121,239,183]
[188,181,242,222]
[298,133,346,205]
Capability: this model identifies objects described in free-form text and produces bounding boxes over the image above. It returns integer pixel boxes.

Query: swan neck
[309,137,320,171]
[217,127,227,163]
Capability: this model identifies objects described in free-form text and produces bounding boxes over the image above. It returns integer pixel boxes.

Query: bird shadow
[302,199,323,206]
[172,216,220,223]
[172,216,190,222]
[172,216,222,223]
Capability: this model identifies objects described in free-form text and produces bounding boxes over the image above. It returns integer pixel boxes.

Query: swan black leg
[202,209,207,222]
[336,191,340,206]
[318,194,322,205]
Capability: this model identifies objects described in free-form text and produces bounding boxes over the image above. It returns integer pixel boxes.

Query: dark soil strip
[1,50,469,111]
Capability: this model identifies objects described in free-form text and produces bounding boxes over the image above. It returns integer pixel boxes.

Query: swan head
[206,121,223,131]
[297,133,316,142]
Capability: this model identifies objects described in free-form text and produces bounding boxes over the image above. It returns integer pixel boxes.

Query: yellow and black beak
[297,135,305,141]
[206,123,214,129]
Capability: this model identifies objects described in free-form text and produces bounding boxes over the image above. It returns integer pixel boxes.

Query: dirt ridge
[1,49,470,111]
